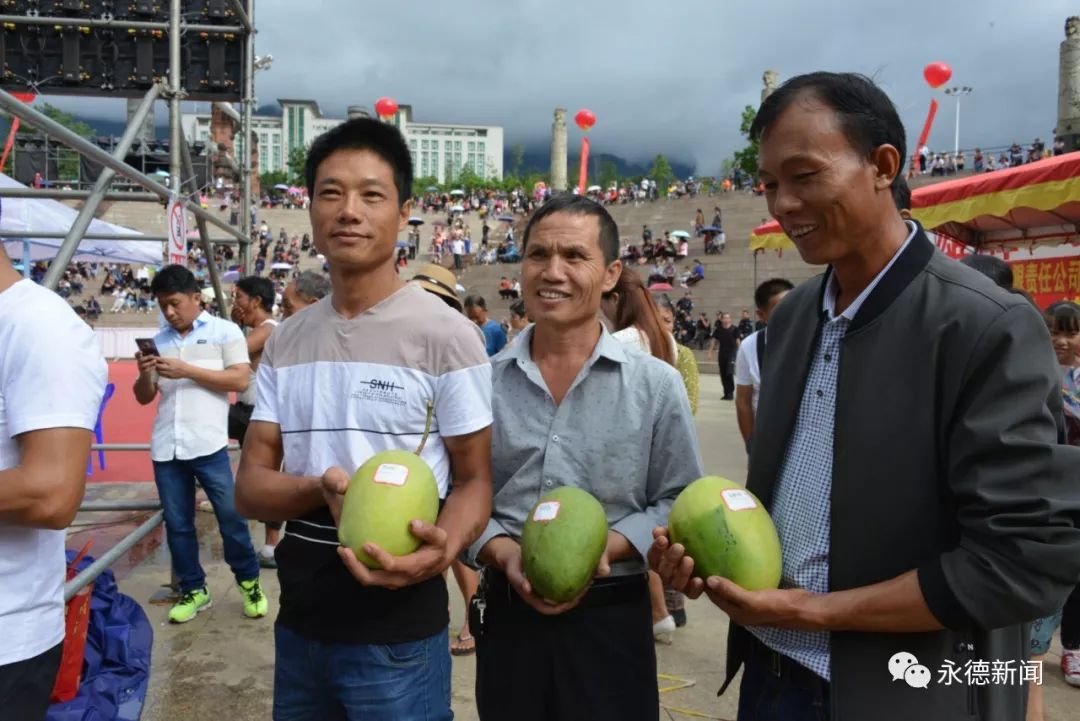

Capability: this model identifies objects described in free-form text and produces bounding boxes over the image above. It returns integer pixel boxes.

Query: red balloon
[923,62,952,89]
[374,97,399,118]
[574,109,596,132]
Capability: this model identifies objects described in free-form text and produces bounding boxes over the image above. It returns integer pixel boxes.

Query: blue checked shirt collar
[822,221,917,322]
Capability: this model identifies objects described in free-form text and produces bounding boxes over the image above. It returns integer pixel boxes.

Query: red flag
[578,137,590,195]
[1,92,36,173]
[911,99,939,171]
[1,118,20,172]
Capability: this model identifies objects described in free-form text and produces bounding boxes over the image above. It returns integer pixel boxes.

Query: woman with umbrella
[407,216,424,259]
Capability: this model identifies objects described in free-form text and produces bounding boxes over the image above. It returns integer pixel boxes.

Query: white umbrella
[587,185,602,193]
[0,172,160,266]
[449,189,465,196]
[670,230,691,239]
[270,262,294,270]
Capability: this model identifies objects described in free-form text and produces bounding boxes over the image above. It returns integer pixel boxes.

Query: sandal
[450,631,476,656]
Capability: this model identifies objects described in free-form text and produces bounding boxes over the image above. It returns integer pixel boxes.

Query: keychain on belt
[469,569,489,640]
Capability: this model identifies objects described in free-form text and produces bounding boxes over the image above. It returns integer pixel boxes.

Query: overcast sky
[55,0,1077,173]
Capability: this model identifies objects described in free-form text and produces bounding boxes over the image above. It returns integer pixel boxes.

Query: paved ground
[78,376,1075,720]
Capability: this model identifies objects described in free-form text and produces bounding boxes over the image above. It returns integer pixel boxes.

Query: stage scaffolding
[0,0,257,313]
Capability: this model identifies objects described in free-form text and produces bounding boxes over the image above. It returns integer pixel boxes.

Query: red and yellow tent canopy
[748,219,791,251]
[749,152,1080,251]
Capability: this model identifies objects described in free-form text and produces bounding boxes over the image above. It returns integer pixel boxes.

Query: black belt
[746,634,829,693]
[482,569,646,611]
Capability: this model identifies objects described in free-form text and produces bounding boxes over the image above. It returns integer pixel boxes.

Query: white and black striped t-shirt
[252,283,492,644]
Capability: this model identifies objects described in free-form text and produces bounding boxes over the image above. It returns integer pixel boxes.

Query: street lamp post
[240,47,272,275]
[944,86,973,158]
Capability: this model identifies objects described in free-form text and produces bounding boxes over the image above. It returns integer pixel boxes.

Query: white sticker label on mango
[532,501,561,522]
[721,489,758,511]
[373,463,409,486]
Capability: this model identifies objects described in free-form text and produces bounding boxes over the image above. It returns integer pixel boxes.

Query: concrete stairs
[84,190,825,340]
[75,170,981,337]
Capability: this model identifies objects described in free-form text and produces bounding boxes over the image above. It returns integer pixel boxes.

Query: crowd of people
[3,73,1080,721]
[415,187,542,220]
[914,136,1069,177]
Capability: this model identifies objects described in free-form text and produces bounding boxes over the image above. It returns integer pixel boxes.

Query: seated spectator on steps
[684,260,705,287]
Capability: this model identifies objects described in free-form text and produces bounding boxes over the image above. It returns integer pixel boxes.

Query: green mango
[337,450,440,569]
[337,401,440,569]
[668,476,782,590]
[521,486,609,602]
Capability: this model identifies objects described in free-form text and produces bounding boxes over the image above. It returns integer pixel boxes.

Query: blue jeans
[273,624,452,721]
[737,652,831,721]
[153,447,260,592]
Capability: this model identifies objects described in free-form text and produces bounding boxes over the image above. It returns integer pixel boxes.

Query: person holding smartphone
[133,264,266,625]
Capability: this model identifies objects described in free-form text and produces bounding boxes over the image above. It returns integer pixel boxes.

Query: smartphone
[135,338,160,357]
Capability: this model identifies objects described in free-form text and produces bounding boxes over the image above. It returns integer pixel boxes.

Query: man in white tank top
[231,276,280,566]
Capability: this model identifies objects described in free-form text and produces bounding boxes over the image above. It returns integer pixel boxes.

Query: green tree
[486,159,502,185]
[719,158,735,178]
[457,165,485,193]
[19,103,97,139]
[598,160,618,190]
[9,102,97,180]
[499,174,520,193]
[286,145,308,182]
[412,175,440,197]
[647,154,674,193]
[510,143,526,177]
[259,170,288,191]
[732,105,759,178]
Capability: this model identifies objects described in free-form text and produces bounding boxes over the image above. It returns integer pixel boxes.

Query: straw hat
[410,263,462,311]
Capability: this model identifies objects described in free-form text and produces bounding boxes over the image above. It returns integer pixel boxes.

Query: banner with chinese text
[1011,257,1080,307]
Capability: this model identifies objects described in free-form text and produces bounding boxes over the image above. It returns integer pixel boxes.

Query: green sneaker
[239,578,268,619]
[168,587,212,624]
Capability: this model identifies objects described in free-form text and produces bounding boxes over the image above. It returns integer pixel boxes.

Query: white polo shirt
[734,329,762,412]
[150,311,249,462]
[0,279,106,665]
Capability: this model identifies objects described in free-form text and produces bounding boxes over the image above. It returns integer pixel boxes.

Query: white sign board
[167,197,187,266]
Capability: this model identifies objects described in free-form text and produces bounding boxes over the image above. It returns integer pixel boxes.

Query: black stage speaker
[0,1,248,101]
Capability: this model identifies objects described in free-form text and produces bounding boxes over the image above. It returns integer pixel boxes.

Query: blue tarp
[47,552,153,721]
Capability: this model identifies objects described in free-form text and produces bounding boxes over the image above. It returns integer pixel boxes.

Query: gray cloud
[40,0,1077,174]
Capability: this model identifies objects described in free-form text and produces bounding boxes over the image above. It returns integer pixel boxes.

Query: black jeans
[737,637,831,721]
[0,642,63,721]
[475,572,658,721]
[226,407,282,533]
[719,355,735,397]
[1061,584,1080,650]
